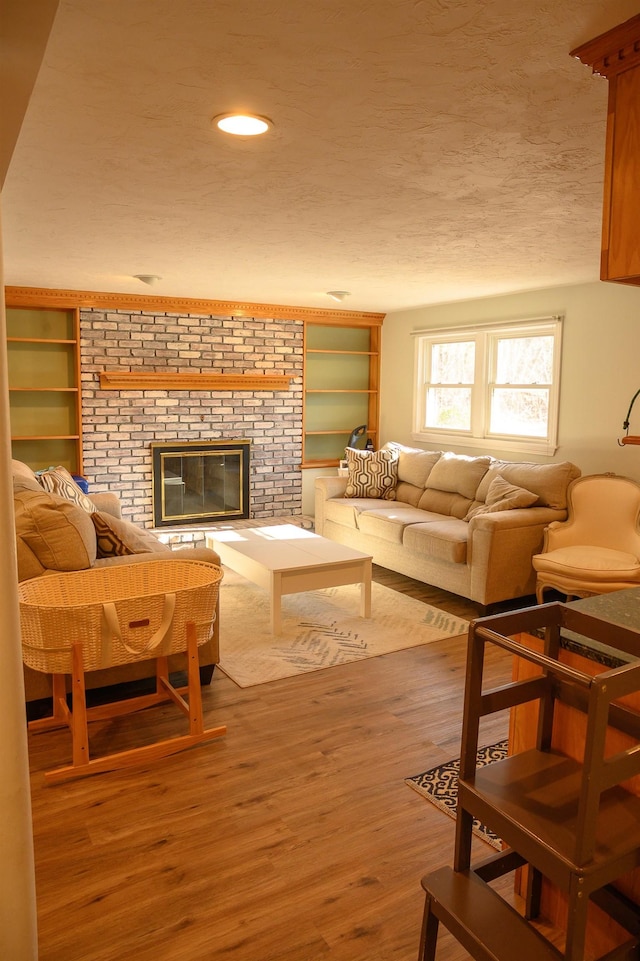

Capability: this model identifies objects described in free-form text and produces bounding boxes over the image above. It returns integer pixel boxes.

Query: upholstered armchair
[532,473,640,602]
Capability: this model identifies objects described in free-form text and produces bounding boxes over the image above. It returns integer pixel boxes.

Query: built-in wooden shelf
[99,371,292,391]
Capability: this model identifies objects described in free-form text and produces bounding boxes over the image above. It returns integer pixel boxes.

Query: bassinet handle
[102,593,177,655]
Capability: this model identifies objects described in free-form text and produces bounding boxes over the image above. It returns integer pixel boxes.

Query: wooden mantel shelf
[99,371,292,391]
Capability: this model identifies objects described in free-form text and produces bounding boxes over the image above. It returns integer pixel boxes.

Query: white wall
[380,280,640,484]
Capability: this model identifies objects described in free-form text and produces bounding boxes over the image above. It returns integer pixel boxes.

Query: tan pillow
[475,461,581,510]
[345,447,398,500]
[426,453,492,500]
[15,537,47,582]
[37,466,96,513]
[14,488,97,572]
[91,512,167,558]
[465,474,539,520]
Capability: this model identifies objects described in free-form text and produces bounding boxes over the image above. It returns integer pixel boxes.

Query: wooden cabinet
[511,630,640,957]
[571,14,640,286]
[6,306,83,473]
[302,320,381,467]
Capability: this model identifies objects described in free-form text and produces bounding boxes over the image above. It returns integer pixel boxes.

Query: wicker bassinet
[18,559,223,674]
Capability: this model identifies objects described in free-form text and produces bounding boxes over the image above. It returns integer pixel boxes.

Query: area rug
[405,741,508,849]
[216,568,469,687]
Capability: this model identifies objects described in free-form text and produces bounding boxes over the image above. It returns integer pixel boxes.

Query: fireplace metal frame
[151,439,251,528]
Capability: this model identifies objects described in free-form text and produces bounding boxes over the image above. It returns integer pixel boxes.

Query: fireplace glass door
[152,441,250,527]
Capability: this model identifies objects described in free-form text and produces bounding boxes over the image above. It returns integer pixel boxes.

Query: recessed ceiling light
[213,113,273,136]
[326,290,351,302]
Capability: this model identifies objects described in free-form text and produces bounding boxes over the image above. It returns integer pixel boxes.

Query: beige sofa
[315,444,581,607]
[12,459,222,703]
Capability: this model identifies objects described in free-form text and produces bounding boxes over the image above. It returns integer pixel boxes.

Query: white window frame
[412,316,563,456]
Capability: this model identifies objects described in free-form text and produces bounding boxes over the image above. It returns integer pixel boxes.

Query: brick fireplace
[79,308,304,527]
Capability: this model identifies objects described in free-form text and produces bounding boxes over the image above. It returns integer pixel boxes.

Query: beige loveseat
[12,459,222,703]
[315,444,581,607]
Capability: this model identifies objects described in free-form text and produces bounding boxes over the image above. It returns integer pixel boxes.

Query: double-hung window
[412,316,562,455]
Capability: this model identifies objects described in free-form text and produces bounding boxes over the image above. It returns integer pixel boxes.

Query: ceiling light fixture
[133,274,162,286]
[326,290,351,302]
[213,113,272,136]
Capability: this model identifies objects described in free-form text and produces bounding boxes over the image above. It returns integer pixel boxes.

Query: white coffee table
[206,524,372,634]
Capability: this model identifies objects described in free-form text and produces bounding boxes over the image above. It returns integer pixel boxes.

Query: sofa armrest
[542,518,584,552]
[89,492,122,518]
[315,476,349,534]
[468,506,567,605]
[316,476,349,500]
[469,506,566,536]
[173,545,222,566]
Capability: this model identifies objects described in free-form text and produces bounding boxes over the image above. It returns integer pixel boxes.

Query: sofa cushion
[417,487,475,520]
[426,453,492,500]
[91,512,167,558]
[385,443,442,487]
[465,474,539,520]
[14,487,97,576]
[533,546,640,580]
[384,446,443,506]
[475,460,581,510]
[37,465,97,513]
[357,507,444,544]
[12,459,43,493]
[324,497,415,531]
[403,519,469,564]
[345,447,398,500]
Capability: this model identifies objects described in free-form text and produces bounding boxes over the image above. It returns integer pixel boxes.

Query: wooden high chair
[418,602,640,961]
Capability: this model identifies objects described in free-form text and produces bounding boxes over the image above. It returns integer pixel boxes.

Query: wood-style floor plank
[27,568,529,961]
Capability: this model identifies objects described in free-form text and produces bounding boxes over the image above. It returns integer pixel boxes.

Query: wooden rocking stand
[28,621,226,784]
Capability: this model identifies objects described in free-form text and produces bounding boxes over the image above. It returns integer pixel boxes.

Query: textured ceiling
[3,0,640,313]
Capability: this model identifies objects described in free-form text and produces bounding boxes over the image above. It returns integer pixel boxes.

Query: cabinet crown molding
[570,12,640,77]
[5,286,385,327]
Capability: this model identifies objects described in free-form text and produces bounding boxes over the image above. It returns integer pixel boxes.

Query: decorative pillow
[345,447,398,500]
[465,474,539,520]
[37,466,96,513]
[91,512,166,558]
[14,488,97,573]
[475,461,581,510]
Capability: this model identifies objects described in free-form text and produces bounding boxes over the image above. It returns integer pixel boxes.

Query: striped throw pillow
[37,466,96,513]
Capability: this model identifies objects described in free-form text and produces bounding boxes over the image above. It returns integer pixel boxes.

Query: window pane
[495,336,553,384]
[414,318,560,450]
[426,387,471,430]
[490,388,549,437]
[431,341,475,384]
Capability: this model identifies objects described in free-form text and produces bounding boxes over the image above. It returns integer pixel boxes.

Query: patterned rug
[405,741,508,849]
[216,568,469,687]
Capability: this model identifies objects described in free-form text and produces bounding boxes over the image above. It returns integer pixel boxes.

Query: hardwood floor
[27,569,522,961]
